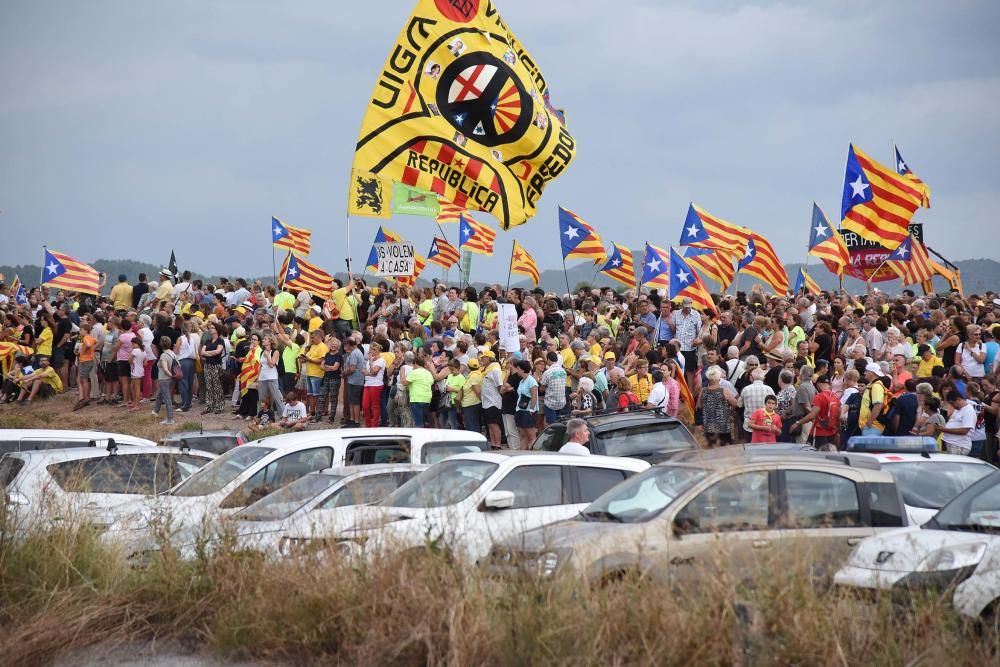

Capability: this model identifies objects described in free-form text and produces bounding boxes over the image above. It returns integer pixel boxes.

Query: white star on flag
[563,226,580,240]
[46,262,59,275]
[898,160,906,172]
[814,224,828,238]
[288,267,299,277]
[743,247,754,260]
[686,224,700,238]
[273,226,282,236]
[895,246,909,259]
[850,175,870,199]
[647,258,662,273]
[675,269,690,284]
[611,259,621,267]
[463,227,471,237]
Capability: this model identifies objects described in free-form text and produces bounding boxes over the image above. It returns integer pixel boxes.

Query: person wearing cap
[860,362,887,435]
[460,356,483,434]
[109,274,132,312]
[478,349,503,447]
[307,305,324,333]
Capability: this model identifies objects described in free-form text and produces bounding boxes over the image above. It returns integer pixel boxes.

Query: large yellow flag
[351,0,576,229]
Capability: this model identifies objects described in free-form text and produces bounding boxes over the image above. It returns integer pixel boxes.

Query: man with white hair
[724,345,745,385]
[558,418,592,456]
[738,368,775,440]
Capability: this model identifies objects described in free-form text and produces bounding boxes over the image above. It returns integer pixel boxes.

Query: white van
[0,429,156,454]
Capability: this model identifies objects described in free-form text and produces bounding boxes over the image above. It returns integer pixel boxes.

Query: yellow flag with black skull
[350,0,576,229]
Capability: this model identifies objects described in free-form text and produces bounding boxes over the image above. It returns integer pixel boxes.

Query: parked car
[834,469,1000,621]
[300,452,649,564]
[1,445,215,533]
[0,429,156,454]
[846,436,996,524]
[488,450,907,583]
[532,410,698,462]
[102,429,487,539]
[134,464,430,562]
[160,429,247,455]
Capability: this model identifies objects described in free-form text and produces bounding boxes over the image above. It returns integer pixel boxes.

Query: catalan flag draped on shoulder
[669,247,716,313]
[510,241,540,287]
[737,234,789,294]
[672,362,695,425]
[808,203,850,277]
[238,351,261,398]
[559,207,606,263]
[640,243,670,290]
[367,226,402,268]
[459,214,496,255]
[841,144,922,251]
[894,145,931,208]
[278,252,334,298]
[427,236,460,269]
[41,249,100,295]
[887,235,934,286]
[681,246,735,290]
[598,244,636,288]
[349,0,575,229]
[793,268,821,295]
[271,217,312,256]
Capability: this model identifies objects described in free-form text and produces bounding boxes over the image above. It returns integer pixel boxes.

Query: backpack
[814,390,839,432]
[168,353,183,381]
[874,385,898,435]
[843,391,862,439]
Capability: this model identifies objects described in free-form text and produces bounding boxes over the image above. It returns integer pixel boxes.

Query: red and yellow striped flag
[271,217,312,256]
[888,236,934,286]
[841,144,922,251]
[598,244,636,288]
[672,361,695,425]
[459,214,496,255]
[510,241,540,287]
[394,253,427,288]
[41,249,100,295]
[559,207,606,263]
[238,352,261,397]
[682,246,735,290]
[436,196,464,224]
[427,237,460,269]
[278,252,334,298]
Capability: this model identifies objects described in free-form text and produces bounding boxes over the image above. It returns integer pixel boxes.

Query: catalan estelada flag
[436,196,463,224]
[427,236,460,269]
[679,203,748,254]
[808,203,850,277]
[367,226,402,268]
[681,246,735,290]
[640,243,670,290]
[459,214,496,255]
[271,217,312,256]
[669,247,716,312]
[510,241,540,287]
[793,268,821,295]
[559,207,606,263]
[350,0,575,229]
[737,234,789,294]
[41,249,100,295]
[238,353,261,398]
[394,253,427,288]
[7,275,21,300]
[598,244,636,288]
[841,144,922,251]
[894,145,931,208]
[278,252,334,297]
[888,235,934,286]
[672,361,695,425]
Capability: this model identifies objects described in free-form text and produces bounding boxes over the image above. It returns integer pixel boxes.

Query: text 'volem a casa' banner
[349,0,576,229]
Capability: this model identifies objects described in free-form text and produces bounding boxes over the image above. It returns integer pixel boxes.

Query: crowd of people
[0,269,997,462]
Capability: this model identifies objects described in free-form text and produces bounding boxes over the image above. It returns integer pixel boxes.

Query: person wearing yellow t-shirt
[860,363,887,434]
[301,330,329,418]
[109,274,133,312]
[273,289,295,313]
[152,269,174,307]
[331,278,358,338]
[915,343,943,378]
[308,305,324,333]
[35,323,54,358]
[16,356,63,401]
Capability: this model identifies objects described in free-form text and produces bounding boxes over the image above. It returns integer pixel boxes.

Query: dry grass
[0,518,996,666]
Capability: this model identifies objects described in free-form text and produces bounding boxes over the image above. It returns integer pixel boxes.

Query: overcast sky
[2,0,998,283]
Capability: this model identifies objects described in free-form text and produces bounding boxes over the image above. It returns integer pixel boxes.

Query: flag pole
[436,221,466,288]
[40,245,47,286]
[346,214,354,279]
[271,245,277,289]
[504,238,515,294]
[561,255,575,320]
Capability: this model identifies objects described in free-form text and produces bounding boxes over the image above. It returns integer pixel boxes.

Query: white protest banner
[374,242,415,276]
[498,303,519,353]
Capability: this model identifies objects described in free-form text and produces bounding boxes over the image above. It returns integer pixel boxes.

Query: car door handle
[751,540,770,549]
[846,537,864,546]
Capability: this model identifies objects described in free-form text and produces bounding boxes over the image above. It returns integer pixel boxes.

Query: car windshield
[580,465,708,523]
[883,461,993,510]
[929,470,1000,534]
[381,459,497,509]
[166,435,239,455]
[170,446,273,497]
[234,473,344,521]
[597,423,696,457]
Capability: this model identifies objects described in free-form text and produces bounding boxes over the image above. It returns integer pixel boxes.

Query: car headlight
[915,543,987,572]
[522,548,572,577]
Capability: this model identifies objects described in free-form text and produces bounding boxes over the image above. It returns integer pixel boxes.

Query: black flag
[168,250,178,281]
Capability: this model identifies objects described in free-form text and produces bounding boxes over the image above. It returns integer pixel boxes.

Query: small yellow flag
[347,169,391,219]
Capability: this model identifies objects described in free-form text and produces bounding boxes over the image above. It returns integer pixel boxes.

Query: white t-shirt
[942,403,977,453]
[647,382,667,408]
[259,350,279,381]
[282,402,308,421]
[364,357,386,387]
[558,442,591,456]
[958,342,985,378]
[130,347,145,378]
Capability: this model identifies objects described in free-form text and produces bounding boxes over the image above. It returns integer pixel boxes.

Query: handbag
[517,392,531,410]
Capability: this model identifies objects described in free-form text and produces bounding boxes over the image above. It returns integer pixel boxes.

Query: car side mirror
[481,490,515,511]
